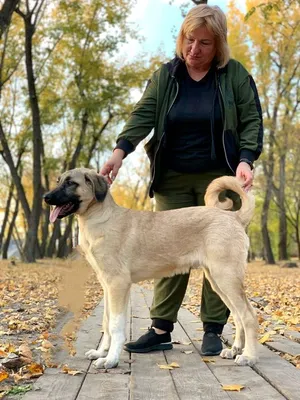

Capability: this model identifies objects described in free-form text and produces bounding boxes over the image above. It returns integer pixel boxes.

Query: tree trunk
[68,109,89,170]
[278,154,288,260]
[46,220,61,257]
[40,207,50,258]
[2,199,19,259]
[0,183,14,252]
[57,217,73,258]
[0,0,19,40]
[22,16,44,262]
[0,123,31,222]
[12,230,24,260]
[261,174,276,264]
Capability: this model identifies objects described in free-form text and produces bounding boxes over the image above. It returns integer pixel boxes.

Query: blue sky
[123,0,246,59]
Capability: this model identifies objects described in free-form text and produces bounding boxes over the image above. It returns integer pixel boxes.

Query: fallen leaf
[0,350,7,358]
[169,362,180,368]
[61,365,82,375]
[222,384,245,392]
[259,333,271,344]
[182,341,192,346]
[157,364,174,370]
[182,350,193,355]
[5,385,32,395]
[203,358,215,363]
[0,371,9,382]
[27,363,44,376]
[18,344,33,363]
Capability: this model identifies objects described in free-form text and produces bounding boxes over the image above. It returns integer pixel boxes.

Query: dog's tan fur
[48,168,259,369]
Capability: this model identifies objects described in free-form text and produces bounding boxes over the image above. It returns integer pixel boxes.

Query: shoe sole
[124,343,173,353]
[200,350,222,356]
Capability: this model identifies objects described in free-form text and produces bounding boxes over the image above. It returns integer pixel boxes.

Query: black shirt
[165,63,227,173]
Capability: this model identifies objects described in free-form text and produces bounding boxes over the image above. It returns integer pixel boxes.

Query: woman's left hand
[236,162,254,192]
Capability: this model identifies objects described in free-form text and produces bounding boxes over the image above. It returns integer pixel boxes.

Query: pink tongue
[49,206,63,223]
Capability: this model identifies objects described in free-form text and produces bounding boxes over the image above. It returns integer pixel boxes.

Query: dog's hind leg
[204,264,258,366]
[93,280,131,369]
[203,269,245,359]
[86,287,111,360]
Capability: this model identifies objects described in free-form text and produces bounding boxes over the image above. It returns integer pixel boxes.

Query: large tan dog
[44,168,258,369]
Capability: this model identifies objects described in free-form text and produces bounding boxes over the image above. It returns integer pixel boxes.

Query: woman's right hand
[100,149,125,184]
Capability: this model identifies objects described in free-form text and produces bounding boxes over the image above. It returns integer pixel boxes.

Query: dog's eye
[66,180,74,185]
[84,175,92,185]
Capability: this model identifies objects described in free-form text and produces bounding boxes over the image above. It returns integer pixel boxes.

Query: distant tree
[0,0,19,39]
[0,0,163,261]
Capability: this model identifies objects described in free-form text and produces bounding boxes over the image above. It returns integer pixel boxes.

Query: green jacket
[116,57,263,197]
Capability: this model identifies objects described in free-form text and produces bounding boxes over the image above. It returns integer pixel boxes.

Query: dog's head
[44,168,108,223]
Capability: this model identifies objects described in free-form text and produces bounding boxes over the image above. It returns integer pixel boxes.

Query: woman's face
[182,25,216,70]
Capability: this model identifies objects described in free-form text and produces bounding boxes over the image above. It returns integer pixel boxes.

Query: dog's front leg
[86,288,111,360]
[93,281,130,369]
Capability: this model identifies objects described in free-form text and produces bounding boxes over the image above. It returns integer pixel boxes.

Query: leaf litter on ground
[0,258,102,395]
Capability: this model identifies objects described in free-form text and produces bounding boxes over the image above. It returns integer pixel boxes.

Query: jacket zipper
[150,76,179,189]
[218,81,235,174]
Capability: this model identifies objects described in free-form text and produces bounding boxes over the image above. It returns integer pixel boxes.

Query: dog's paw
[220,348,235,359]
[235,354,258,366]
[92,357,107,369]
[104,357,119,369]
[92,357,119,369]
[85,349,104,360]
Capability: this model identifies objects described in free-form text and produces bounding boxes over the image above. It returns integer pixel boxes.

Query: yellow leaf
[289,317,299,325]
[182,341,191,346]
[259,333,271,344]
[61,365,82,375]
[169,362,180,368]
[0,350,7,357]
[183,350,193,355]
[203,358,215,363]
[0,371,9,382]
[4,344,15,353]
[27,363,44,376]
[157,364,173,370]
[222,384,245,392]
[67,369,82,376]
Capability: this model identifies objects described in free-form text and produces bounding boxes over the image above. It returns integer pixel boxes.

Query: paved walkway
[22,285,300,400]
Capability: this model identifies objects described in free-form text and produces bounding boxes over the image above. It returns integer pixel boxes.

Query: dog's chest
[79,234,105,276]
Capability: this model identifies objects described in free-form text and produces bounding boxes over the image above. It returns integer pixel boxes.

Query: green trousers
[151,168,240,327]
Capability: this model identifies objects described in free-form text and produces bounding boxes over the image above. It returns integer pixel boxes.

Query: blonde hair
[176,5,230,68]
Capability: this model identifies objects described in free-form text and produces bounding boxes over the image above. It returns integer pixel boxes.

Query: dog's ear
[84,173,108,202]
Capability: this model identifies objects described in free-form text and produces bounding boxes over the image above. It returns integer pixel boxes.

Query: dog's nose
[43,193,51,203]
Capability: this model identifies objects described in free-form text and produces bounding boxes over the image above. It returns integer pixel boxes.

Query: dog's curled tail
[204,176,255,228]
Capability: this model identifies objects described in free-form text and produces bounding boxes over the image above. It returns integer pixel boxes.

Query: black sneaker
[124,328,173,353]
[200,332,223,356]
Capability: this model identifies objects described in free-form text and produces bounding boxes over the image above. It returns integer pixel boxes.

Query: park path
[21,285,300,400]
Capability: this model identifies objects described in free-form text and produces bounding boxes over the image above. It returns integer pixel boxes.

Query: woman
[100,4,263,356]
